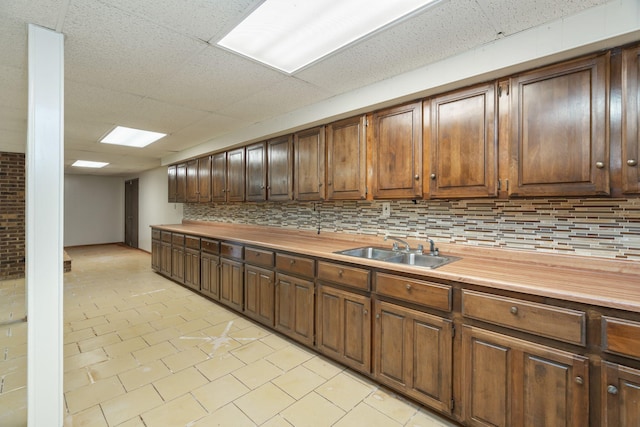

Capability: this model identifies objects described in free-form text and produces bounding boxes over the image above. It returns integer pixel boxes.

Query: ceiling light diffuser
[217,0,438,74]
[72,160,109,168]
[100,126,166,148]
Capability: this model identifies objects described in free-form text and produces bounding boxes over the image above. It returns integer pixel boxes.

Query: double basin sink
[335,246,458,269]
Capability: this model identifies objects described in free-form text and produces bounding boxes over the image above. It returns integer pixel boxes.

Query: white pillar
[26,24,64,427]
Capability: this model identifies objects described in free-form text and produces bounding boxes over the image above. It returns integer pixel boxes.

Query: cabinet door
[426,83,497,198]
[176,163,187,203]
[220,258,243,312]
[186,159,199,202]
[317,284,371,374]
[211,152,227,202]
[508,53,609,196]
[326,115,367,200]
[275,273,314,347]
[167,165,177,202]
[151,240,162,271]
[246,142,267,202]
[227,148,245,202]
[374,300,453,414]
[200,253,220,300]
[294,126,326,200]
[184,250,200,291]
[198,155,212,203]
[602,362,640,427]
[160,242,172,276]
[171,246,185,284]
[462,326,589,427]
[244,265,275,327]
[267,135,293,201]
[372,101,423,199]
[622,46,640,194]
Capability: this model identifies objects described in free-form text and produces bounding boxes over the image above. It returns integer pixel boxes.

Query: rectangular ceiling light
[218,0,438,74]
[72,160,109,168]
[100,126,166,148]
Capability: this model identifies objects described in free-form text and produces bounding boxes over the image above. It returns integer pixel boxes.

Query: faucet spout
[384,235,411,252]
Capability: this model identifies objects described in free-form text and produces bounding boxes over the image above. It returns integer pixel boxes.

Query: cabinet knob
[510,306,518,315]
[430,174,436,180]
[607,385,618,395]
[406,284,412,291]
[628,159,638,167]
[414,174,420,180]
[376,314,380,319]
[363,309,368,315]
[338,269,344,276]
[290,259,295,265]
[574,376,583,385]
[596,161,605,169]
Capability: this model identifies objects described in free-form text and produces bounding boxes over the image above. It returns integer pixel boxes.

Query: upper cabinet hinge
[365,119,369,127]
[451,325,455,338]
[498,82,510,97]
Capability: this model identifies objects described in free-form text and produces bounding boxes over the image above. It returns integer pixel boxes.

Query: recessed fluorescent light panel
[72,160,109,168]
[218,0,438,74]
[100,126,166,148]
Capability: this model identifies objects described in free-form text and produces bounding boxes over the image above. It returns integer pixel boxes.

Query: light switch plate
[381,202,391,218]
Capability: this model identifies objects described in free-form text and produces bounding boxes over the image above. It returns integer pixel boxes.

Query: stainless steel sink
[335,246,458,269]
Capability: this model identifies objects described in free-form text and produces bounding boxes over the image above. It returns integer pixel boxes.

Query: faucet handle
[417,244,424,253]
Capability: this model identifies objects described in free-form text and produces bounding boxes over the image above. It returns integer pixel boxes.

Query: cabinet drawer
[376,273,451,312]
[317,261,369,291]
[245,247,274,267]
[185,236,200,250]
[603,316,640,359]
[152,229,161,240]
[221,242,243,260]
[276,253,315,278]
[172,233,185,246]
[462,290,586,345]
[201,239,219,255]
[161,231,172,243]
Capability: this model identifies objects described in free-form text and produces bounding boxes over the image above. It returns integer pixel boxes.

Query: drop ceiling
[0,0,624,176]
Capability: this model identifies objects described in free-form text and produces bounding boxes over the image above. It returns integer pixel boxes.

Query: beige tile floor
[0,244,458,427]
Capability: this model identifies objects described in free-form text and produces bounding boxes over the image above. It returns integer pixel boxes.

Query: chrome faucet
[384,235,411,252]
[425,238,438,256]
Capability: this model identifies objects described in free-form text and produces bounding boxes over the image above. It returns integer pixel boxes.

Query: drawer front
[317,261,369,291]
[462,290,586,345]
[201,239,219,255]
[172,233,185,246]
[152,229,161,240]
[375,272,451,312]
[245,247,274,267]
[221,242,243,260]
[185,236,200,250]
[603,316,640,359]
[276,253,315,278]
[161,231,172,243]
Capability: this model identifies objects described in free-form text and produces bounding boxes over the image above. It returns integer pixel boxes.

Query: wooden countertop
[152,221,640,313]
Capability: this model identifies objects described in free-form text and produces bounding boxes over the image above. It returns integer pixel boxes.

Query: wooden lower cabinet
[151,239,161,271]
[219,258,243,312]
[275,273,314,347]
[374,300,453,415]
[200,252,220,300]
[602,362,640,427]
[171,245,185,284]
[160,242,171,276]
[316,284,371,374]
[244,264,275,327]
[184,249,200,291]
[462,325,589,427]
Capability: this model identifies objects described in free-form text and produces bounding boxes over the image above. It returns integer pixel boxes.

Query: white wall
[136,166,183,252]
[64,174,125,246]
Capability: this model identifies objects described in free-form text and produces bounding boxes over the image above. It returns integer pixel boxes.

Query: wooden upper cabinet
[168,164,177,202]
[186,159,199,203]
[326,115,367,200]
[267,135,293,201]
[246,142,267,202]
[211,151,227,202]
[508,53,610,197]
[197,155,212,203]
[372,101,423,199]
[622,45,640,194]
[175,163,187,203]
[226,147,245,202]
[425,83,497,198]
[294,126,326,201]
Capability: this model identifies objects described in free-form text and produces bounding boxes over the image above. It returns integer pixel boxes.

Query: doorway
[125,179,139,248]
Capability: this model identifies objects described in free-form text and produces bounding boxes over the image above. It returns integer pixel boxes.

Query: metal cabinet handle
[596,161,605,169]
[363,309,368,315]
[430,174,436,180]
[607,385,618,395]
[510,306,518,315]
[628,159,638,166]
[338,269,344,276]
[575,376,583,385]
[290,259,295,265]
[414,174,420,180]
[376,314,380,319]
[406,284,412,291]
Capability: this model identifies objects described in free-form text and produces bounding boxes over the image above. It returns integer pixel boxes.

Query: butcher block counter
[151,220,640,426]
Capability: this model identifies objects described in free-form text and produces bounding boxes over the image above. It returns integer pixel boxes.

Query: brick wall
[0,152,25,279]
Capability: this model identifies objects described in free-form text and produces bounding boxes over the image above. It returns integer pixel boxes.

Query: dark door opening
[125,179,139,248]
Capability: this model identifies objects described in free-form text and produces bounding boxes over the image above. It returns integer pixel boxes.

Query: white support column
[26,24,64,427]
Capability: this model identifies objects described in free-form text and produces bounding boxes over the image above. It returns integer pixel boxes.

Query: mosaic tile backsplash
[184,198,640,261]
